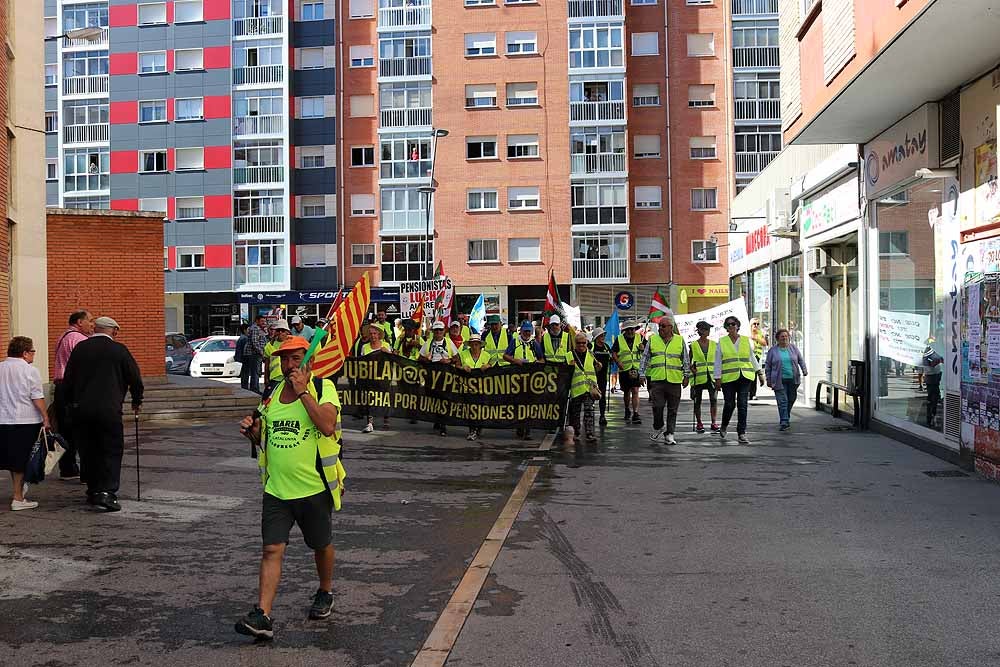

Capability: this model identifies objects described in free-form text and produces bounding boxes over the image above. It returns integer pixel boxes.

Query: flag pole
[302,285,347,367]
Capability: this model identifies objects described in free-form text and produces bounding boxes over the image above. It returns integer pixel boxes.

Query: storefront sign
[675,285,729,298]
[801,177,859,238]
[729,219,795,276]
[614,291,634,310]
[674,298,752,343]
[863,104,939,197]
[238,287,400,304]
[878,309,930,366]
[399,277,455,318]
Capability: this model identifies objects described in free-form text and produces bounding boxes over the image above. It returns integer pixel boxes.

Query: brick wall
[0,0,10,354]
[46,209,166,379]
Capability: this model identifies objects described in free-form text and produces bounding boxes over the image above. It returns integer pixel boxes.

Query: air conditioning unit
[806,247,828,274]
[769,188,797,237]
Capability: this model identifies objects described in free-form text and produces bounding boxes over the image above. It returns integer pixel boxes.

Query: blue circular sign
[615,291,634,310]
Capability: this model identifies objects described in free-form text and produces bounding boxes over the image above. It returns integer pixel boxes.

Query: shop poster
[877,309,929,366]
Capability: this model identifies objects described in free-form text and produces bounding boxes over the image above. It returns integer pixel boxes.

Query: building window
[236,239,286,285]
[137,3,168,25]
[691,188,718,210]
[633,135,660,159]
[508,186,540,210]
[62,3,109,34]
[465,84,498,109]
[352,243,376,266]
[177,246,206,270]
[732,20,779,68]
[509,238,540,263]
[300,146,325,169]
[351,194,376,216]
[465,33,497,57]
[297,245,327,268]
[350,45,374,67]
[506,82,539,107]
[64,148,109,193]
[505,31,537,54]
[570,126,626,175]
[175,48,204,71]
[139,51,167,74]
[507,134,539,159]
[468,239,499,263]
[687,33,715,57]
[466,136,498,160]
[569,23,624,69]
[175,147,204,170]
[139,100,167,123]
[634,186,662,209]
[174,0,204,22]
[45,16,59,38]
[302,1,325,20]
[692,240,718,262]
[140,150,167,173]
[234,44,284,69]
[176,97,204,121]
[380,137,431,179]
[734,124,782,175]
[690,136,717,159]
[467,189,499,211]
[45,64,57,86]
[633,0,657,4]
[46,159,58,181]
[572,232,628,280]
[571,181,627,225]
[636,237,662,261]
[465,0,495,6]
[176,196,205,220]
[686,0,712,4]
[688,84,716,108]
[631,32,659,56]
[300,47,324,69]
[350,94,375,118]
[351,146,375,167]
[349,0,375,18]
[45,112,57,133]
[300,96,324,118]
[381,237,429,282]
[632,83,660,107]
[878,231,909,257]
[235,189,284,221]
[300,195,326,217]
[380,188,426,233]
[140,197,168,212]
[734,71,780,121]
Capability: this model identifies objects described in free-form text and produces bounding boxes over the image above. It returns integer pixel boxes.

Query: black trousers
[53,382,81,476]
[595,367,609,417]
[926,373,941,427]
[75,415,125,497]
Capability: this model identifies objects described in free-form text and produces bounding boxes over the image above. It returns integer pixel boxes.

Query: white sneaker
[11,499,38,511]
[649,428,664,442]
[665,433,676,445]
[738,433,750,444]
[362,422,374,433]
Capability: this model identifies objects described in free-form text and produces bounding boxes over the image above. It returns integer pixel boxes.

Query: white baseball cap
[431,321,445,330]
[549,315,562,325]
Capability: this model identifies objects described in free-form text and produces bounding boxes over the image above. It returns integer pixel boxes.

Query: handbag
[24,428,47,484]
[43,432,67,476]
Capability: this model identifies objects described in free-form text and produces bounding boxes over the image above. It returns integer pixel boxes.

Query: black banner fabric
[338,352,574,430]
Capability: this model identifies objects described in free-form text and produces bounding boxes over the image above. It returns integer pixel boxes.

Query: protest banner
[878,309,929,366]
[399,277,454,319]
[674,298,752,342]
[338,352,573,429]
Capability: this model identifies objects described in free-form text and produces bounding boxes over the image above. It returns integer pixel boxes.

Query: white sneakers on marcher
[665,433,677,445]
[11,499,38,511]
[649,428,664,443]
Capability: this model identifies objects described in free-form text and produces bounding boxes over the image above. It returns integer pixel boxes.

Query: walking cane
[134,412,141,501]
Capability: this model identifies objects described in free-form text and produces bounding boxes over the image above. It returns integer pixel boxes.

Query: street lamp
[45,26,104,42]
[421,128,449,280]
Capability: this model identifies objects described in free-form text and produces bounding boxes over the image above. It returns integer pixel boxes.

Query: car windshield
[201,339,236,353]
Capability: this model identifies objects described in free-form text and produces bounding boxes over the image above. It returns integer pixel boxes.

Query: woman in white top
[0,336,50,511]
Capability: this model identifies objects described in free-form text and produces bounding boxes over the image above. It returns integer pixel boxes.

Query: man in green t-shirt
[236,336,343,641]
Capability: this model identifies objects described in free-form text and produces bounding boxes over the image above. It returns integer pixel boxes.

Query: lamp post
[420,128,449,280]
[45,26,105,42]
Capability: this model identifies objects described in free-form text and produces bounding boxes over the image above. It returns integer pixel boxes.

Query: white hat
[592,327,606,340]
[431,321,445,330]
[548,315,562,325]
[272,319,290,331]
[467,333,482,343]
[290,315,303,324]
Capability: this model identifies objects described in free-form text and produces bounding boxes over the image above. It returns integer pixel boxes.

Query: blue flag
[469,294,486,334]
[605,309,620,339]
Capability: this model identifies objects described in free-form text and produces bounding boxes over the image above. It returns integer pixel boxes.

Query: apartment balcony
[378,56,432,80]
[233,64,284,87]
[63,75,109,97]
[569,100,626,124]
[379,159,432,183]
[572,257,628,282]
[233,165,285,186]
[732,0,778,15]
[235,267,287,290]
[233,115,284,137]
[379,107,432,130]
[733,46,780,69]
[63,27,108,49]
[63,123,109,145]
[234,215,285,235]
[734,98,781,122]
[233,15,284,38]
[377,5,431,32]
[735,150,780,175]
[570,153,626,177]
[568,0,623,20]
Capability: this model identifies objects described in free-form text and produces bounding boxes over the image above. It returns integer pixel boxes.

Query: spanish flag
[312,273,371,378]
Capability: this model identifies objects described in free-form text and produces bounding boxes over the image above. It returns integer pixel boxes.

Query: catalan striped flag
[312,272,372,379]
[411,293,426,325]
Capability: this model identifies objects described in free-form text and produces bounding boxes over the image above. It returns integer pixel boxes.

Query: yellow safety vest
[646,334,685,383]
[394,334,423,359]
[510,338,537,362]
[257,378,347,511]
[460,348,492,370]
[689,339,716,386]
[264,340,283,381]
[616,334,643,371]
[461,325,471,342]
[719,335,757,383]
[543,332,572,364]
[483,329,510,366]
[362,342,391,355]
[570,351,597,399]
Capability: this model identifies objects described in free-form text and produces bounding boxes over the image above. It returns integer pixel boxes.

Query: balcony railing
[63,123,109,144]
[570,100,626,123]
[64,27,109,48]
[572,257,628,281]
[233,15,284,37]
[380,160,432,181]
[568,0,623,18]
[570,152,626,176]
[466,97,497,108]
[733,46,780,69]
[732,0,778,15]
[380,107,432,128]
[734,98,781,121]
[378,5,431,30]
[233,64,284,86]
[235,266,286,288]
[379,56,432,79]
[735,150,780,175]
[234,215,285,234]
[233,114,283,136]
[63,75,109,96]
[233,165,285,185]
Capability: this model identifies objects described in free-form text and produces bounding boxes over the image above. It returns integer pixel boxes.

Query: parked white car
[189,336,242,378]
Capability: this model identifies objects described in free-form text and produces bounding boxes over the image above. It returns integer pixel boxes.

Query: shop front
[674,285,729,315]
[237,286,402,329]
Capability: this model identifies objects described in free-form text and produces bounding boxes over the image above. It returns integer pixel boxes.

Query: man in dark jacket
[62,316,144,512]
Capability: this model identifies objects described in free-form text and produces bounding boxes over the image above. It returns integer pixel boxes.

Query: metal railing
[378,56,432,78]
[734,98,781,121]
[466,96,497,108]
[63,123,109,144]
[232,64,284,86]
[570,100,626,122]
[380,107,432,128]
[734,150,779,175]
[572,257,628,280]
[380,160,432,180]
[570,153,626,175]
[632,95,659,107]
[568,0,623,18]
[233,15,284,37]
[378,5,431,30]
[63,75,109,96]
[732,46,780,68]
[732,0,778,14]
[233,114,283,136]
[233,165,285,185]
[64,27,109,48]
[234,215,285,234]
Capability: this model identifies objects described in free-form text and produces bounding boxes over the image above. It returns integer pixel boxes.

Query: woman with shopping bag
[0,336,50,511]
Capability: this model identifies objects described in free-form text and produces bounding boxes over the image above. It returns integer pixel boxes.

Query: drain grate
[923,470,970,478]
[823,426,855,432]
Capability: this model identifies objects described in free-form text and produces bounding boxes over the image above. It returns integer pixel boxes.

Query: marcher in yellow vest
[236,336,347,641]
[542,315,573,365]
[689,320,719,434]
[460,334,493,442]
[361,327,392,433]
[567,332,601,443]
[639,317,689,444]
[394,319,423,360]
[714,316,763,443]
[458,313,472,342]
[263,319,291,394]
[374,310,395,347]
[420,321,461,437]
[504,321,542,440]
[483,314,511,366]
[611,320,645,425]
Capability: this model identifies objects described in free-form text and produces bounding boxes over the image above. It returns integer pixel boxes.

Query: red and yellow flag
[312,272,371,378]
[411,293,425,325]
